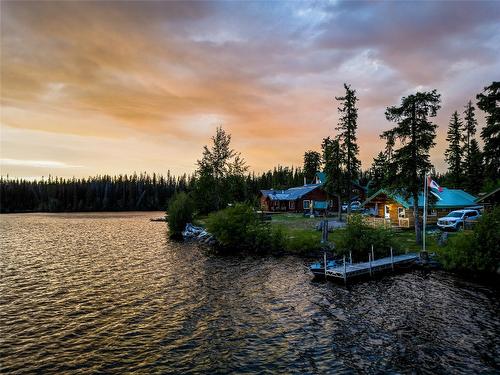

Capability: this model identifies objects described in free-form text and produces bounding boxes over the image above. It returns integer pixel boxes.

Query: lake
[1,212,499,373]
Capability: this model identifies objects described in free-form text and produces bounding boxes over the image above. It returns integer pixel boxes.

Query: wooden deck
[325,253,419,282]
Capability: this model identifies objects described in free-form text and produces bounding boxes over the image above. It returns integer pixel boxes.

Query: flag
[427,176,443,192]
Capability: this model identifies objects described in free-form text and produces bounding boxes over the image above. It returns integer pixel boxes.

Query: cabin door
[384,205,390,219]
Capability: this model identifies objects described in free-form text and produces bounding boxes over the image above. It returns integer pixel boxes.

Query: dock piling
[369,253,372,276]
[371,244,375,261]
[324,252,327,278]
[343,255,347,284]
[349,251,352,265]
[390,247,394,271]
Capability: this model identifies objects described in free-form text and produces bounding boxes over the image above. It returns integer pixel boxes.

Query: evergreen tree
[321,136,344,218]
[193,126,248,214]
[384,90,441,244]
[335,83,360,214]
[463,100,477,159]
[476,82,500,182]
[303,150,321,184]
[369,151,388,194]
[464,139,484,194]
[445,111,463,187]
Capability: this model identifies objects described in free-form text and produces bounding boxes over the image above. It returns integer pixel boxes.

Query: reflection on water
[1,212,499,373]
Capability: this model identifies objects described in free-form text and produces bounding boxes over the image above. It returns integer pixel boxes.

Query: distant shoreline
[0,210,166,215]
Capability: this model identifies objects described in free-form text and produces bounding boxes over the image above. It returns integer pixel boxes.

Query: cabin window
[303,200,310,209]
[289,201,295,210]
[429,209,437,216]
[398,207,405,218]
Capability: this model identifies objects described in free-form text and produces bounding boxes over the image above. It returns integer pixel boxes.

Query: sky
[1,0,499,179]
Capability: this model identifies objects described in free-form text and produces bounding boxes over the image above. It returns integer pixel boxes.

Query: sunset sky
[1,1,499,179]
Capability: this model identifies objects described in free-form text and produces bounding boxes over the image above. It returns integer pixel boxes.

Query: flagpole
[423,172,427,254]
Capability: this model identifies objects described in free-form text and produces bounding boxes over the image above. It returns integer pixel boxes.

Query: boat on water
[309,259,340,277]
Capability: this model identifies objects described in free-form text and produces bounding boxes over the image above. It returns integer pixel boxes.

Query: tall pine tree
[193,126,248,214]
[369,151,388,194]
[445,111,463,187]
[462,101,483,193]
[463,100,477,159]
[464,139,484,194]
[476,82,500,183]
[322,136,344,218]
[303,150,321,184]
[335,83,360,215]
[384,90,441,244]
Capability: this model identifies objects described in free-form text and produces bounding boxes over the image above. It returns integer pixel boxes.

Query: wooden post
[349,251,352,265]
[369,253,372,276]
[321,220,329,243]
[324,252,327,279]
[371,244,375,261]
[343,255,347,284]
[390,247,394,271]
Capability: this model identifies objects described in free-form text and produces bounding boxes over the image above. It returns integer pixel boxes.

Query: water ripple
[1,212,499,374]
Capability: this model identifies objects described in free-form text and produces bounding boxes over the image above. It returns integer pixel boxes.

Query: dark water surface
[1,212,499,374]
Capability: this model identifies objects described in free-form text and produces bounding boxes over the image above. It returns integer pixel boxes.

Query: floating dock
[324,252,419,283]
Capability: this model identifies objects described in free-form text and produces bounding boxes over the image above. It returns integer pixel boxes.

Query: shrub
[438,207,500,274]
[335,214,398,261]
[206,204,284,254]
[167,192,194,239]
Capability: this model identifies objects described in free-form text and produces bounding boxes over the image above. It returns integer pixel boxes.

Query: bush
[167,192,194,239]
[438,207,500,274]
[335,214,398,261]
[206,204,285,254]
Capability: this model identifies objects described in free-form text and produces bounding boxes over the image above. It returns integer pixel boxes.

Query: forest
[0,166,304,213]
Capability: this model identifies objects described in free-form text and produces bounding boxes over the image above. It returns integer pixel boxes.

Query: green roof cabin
[361,188,478,227]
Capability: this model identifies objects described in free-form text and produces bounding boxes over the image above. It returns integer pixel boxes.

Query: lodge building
[361,188,478,227]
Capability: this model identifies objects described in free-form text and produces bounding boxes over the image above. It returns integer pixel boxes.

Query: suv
[342,201,361,212]
[437,209,481,231]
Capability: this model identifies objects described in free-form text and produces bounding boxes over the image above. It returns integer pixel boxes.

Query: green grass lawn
[269,213,323,254]
[270,213,441,255]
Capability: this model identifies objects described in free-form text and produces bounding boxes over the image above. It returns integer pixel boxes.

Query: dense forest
[0,166,304,213]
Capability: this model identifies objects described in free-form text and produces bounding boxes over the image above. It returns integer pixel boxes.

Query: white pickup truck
[437,209,481,231]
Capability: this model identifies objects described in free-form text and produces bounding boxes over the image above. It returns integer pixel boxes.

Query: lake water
[1,212,499,374]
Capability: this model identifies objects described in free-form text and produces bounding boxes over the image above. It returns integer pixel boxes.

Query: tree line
[0,166,305,213]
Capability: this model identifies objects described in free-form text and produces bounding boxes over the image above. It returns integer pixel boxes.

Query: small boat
[309,259,340,277]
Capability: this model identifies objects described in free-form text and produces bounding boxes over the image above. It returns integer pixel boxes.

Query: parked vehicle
[342,201,361,212]
[437,209,481,231]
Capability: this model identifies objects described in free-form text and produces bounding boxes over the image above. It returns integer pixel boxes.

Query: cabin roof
[475,186,500,203]
[260,183,323,201]
[363,188,477,209]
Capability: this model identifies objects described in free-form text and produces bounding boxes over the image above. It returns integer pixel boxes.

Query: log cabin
[259,184,332,213]
[361,188,478,228]
[259,171,367,214]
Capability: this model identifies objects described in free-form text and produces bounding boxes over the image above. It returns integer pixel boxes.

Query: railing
[347,215,411,228]
[398,218,410,228]
[362,216,391,228]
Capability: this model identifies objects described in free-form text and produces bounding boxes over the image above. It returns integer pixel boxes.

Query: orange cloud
[1,1,498,178]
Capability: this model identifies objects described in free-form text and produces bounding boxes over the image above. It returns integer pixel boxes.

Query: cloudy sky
[1,0,499,179]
